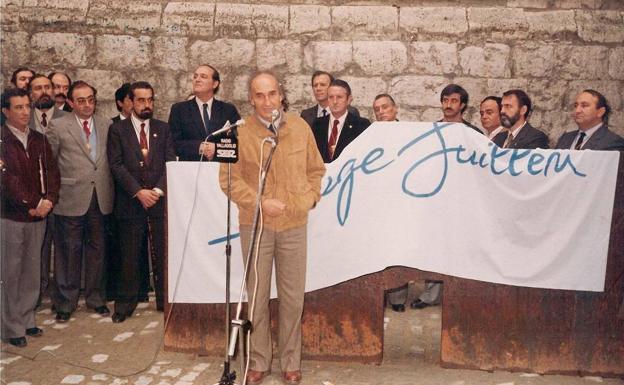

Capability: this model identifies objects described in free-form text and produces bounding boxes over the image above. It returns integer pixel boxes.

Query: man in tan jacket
[219,71,325,385]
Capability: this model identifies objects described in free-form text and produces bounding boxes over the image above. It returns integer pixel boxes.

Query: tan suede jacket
[219,112,326,232]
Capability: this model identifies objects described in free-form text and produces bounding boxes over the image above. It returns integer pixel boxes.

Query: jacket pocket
[61,177,76,185]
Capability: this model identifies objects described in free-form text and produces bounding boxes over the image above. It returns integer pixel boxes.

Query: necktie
[268,124,277,135]
[574,132,586,150]
[321,108,328,117]
[502,130,514,149]
[82,120,90,140]
[202,103,210,134]
[140,123,148,160]
[41,112,48,128]
[328,119,339,159]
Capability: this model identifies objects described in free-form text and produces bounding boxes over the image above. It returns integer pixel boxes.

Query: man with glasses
[46,81,114,322]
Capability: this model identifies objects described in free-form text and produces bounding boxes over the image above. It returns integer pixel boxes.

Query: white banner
[167,122,620,303]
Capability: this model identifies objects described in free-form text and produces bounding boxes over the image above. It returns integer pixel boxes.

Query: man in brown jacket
[219,71,325,385]
[1,88,60,347]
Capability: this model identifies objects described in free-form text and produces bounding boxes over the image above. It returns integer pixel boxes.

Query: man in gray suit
[556,89,624,151]
[28,74,67,305]
[46,80,114,322]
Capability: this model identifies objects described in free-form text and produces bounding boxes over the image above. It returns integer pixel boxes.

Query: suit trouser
[1,218,45,338]
[53,192,107,313]
[40,214,55,298]
[240,224,307,373]
[114,216,165,316]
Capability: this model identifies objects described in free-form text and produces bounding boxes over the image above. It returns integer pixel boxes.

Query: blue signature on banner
[209,122,586,243]
[323,122,585,225]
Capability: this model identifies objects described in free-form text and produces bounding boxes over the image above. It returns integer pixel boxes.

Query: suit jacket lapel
[122,119,144,162]
[147,121,160,165]
[68,115,94,162]
[510,123,530,149]
[190,98,207,137]
[582,125,606,150]
[211,99,223,132]
[314,116,330,161]
[335,113,354,158]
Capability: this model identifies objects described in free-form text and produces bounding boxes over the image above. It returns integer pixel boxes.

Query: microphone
[206,119,245,139]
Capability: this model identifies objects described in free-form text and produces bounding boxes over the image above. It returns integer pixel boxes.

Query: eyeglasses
[75,96,96,106]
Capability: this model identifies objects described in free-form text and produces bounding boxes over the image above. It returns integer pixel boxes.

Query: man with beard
[46,81,114,322]
[107,81,176,323]
[301,71,360,128]
[556,89,624,151]
[48,72,72,112]
[493,89,549,149]
[28,74,67,133]
[1,88,60,347]
[27,74,67,306]
[168,64,240,161]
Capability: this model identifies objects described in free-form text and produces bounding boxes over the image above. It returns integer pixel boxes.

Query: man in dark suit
[49,72,72,112]
[46,81,114,322]
[437,83,482,133]
[107,81,176,323]
[111,83,133,124]
[301,70,359,128]
[493,89,549,149]
[168,64,240,161]
[312,79,370,163]
[556,89,624,151]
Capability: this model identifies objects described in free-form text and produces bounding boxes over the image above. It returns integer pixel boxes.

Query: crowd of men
[2,63,624,385]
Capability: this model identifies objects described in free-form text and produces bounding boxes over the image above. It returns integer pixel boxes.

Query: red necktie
[328,119,339,159]
[140,123,148,160]
[41,112,48,128]
[82,120,90,140]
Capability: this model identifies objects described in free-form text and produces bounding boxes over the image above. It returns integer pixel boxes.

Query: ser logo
[216,149,236,158]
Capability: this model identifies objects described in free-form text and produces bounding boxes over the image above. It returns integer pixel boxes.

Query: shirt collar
[510,121,527,138]
[579,122,602,137]
[488,126,504,140]
[131,113,150,132]
[195,96,214,114]
[316,104,329,118]
[74,114,94,129]
[6,123,29,141]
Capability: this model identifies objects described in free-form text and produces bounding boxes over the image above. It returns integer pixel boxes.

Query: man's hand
[262,198,286,217]
[199,142,216,160]
[136,189,160,209]
[36,199,54,217]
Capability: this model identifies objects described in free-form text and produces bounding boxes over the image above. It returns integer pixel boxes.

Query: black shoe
[7,337,27,347]
[111,313,126,323]
[55,311,70,322]
[391,304,406,312]
[26,327,43,337]
[410,299,431,309]
[94,305,110,315]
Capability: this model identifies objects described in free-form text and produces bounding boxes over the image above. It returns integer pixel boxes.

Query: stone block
[459,44,510,78]
[162,2,215,36]
[507,0,549,7]
[512,43,555,78]
[31,32,92,67]
[152,36,189,71]
[468,7,528,39]
[610,112,624,136]
[1,5,20,30]
[410,42,458,75]
[576,10,624,43]
[289,5,331,35]
[608,47,624,80]
[389,76,449,108]
[527,79,569,110]
[526,10,577,36]
[400,7,467,34]
[452,77,489,112]
[189,39,255,69]
[421,107,442,122]
[96,35,151,69]
[303,41,352,73]
[486,78,530,96]
[139,70,180,105]
[86,0,162,33]
[283,74,315,105]
[341,76,387,108]
[20,0,89,24]
[215,4,287,38]
[353,41,408,75]
[332,6,398,38]
[554,44,609,80]
[73,69,125,102]
[1,31,29,71]
[257,39,302,73]
[232,73,251,102]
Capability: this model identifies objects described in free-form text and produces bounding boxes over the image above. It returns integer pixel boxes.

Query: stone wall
[2,0,623,142]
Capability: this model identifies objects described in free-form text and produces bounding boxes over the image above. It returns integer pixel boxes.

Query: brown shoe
[282,370,302,384]
[246,369,269,385]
